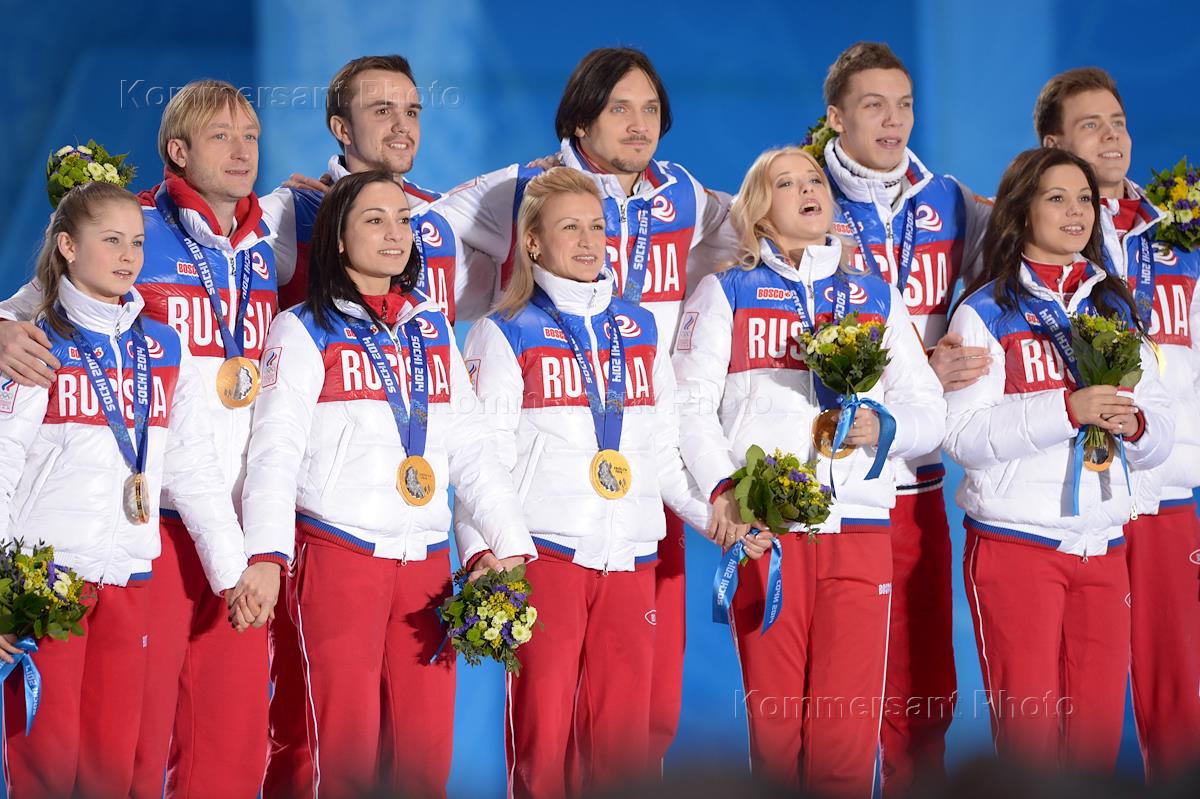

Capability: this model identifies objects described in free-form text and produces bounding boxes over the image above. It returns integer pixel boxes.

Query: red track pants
[648,509,687,769]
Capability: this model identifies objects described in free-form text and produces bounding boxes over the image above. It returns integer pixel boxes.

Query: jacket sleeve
[879,288,947,460]
[950,177,993,291]
[943,303,1076,469]
[651,333,711,531]
[453,243,501,323]
[0,382,49,541]
[1123,340,1175,469]
[160,344,248,594]
[671,274,739,495]
[259,186,298,289]
[432,164,521,264]
[240,313,325,564]
[0,280,45,323]
[452,317,535,565]
[684,171,738,298]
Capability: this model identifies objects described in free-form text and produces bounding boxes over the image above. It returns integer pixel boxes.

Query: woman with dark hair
[241,171,534,799]
[945,148,1174,772]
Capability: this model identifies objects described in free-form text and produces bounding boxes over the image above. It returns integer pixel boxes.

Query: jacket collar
[758,236,844,284]
[824,138,933,208]
[558,138,674,200]
[532,264,613,317]
[326,155,442,209]
[156,176,266,254]
[1018,257,1109,313]
[333,286,439,329]
[57,277,144,336]
[1101,178,1167,241]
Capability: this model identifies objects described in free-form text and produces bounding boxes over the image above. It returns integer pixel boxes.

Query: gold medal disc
[216,357,261,409]
[397,455,436,506]
[590,449,632,500]
[124,472,150,525]
[1082,432,1116,473]
[812,409,855,460]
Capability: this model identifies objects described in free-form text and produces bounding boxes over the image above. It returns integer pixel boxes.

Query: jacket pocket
[515,432,547,502]
[320,422,356,499]
[11,442,63,528]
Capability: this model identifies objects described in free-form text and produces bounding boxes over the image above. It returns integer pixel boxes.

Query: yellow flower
[1171,179,1188,202]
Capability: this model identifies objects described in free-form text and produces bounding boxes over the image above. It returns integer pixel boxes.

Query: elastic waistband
[1156,497,1198,515]
[531,536,659,572]
[896,463,946,494]
[965,516,1125,551]
[838,517,893,534]
[296,513,449,559]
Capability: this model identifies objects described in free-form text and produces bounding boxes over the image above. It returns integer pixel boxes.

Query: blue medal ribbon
[409,215,430,297]
[0,637,42,735]
[712,533,783,635]
[155,194,254,360]
[829,396,896,482]
[1103,234,1156,329]
[342,313,428,457]
[69,318,151,477]
[529,291,625,453]
[830,184,917,290]
[1018,265,1133,515]
[621,201,652,304]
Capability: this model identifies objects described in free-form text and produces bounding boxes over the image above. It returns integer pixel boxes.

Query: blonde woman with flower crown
[672,146,945,798]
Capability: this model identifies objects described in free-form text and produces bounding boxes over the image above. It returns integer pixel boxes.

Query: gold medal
[397,455,436,506]
[590,449,631,500]
[1083,431,1116,473]
[216,357,261,409]
[124,472,150,525]
[812,409,855,460]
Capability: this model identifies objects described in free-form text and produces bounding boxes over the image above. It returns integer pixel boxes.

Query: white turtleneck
[833,138,909,209]
[531,264,614,318]
[56,277,143,338]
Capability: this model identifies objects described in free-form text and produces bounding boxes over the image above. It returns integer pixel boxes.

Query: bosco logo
[914,204,943,232]
[419,219,443,248]
[416,317,439,339]
[251,251,270,280]
[605,313,642,338]
[823,282,869,305]
[650,195,676,223]
[127,336,165,359]
[1153,242,1178,266]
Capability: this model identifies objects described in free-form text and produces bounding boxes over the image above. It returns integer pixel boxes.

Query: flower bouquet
[46,141,136,209]
[0,540,90,734]
[800,115,836,166]
[436,564,538,674]
[1069,312,1144,472]
[728,445,832,538]
[1145,157,1200,251]
[798,313,891,459]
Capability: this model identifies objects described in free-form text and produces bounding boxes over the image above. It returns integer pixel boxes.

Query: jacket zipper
[101,319,128,586]
[617,200,630,296]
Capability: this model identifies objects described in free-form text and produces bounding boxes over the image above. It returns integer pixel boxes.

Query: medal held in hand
[343,312,435,506]
[70,319,153,525]
[531,293,631,500]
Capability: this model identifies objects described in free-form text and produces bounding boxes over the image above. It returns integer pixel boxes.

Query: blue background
[1,1,1198,795]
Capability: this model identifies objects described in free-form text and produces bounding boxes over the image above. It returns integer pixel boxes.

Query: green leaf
[1119,369,1143,388]
[745,445,765,469]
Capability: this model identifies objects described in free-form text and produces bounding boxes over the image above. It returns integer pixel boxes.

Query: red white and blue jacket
[0,280,246,591]
[261,155,476,322]
[241,289,533,566]
[458,266,709,572]
[824,138,992,496]
[672,237,946,532]
[430,138,736,346]
[945,260,1175,557]
[1098,180,1200,511]
[0,179,279,547]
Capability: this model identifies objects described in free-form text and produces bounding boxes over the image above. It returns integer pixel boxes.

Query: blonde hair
[157,79,259,175]
[34,182,143,337]
[729,146,854,272]
[494,167,604,318]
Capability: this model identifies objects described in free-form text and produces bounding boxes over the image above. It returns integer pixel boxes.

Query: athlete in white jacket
[672,147,945,798]
[946,148,1173,773]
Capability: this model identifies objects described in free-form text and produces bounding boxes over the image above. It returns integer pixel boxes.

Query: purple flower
[820,485,832,494]
[798,472,810,483]
[765,456,777,467]
[789,469,802,481]
[500,621,516,647]
[47,560,56,585]
[869,326,881,342]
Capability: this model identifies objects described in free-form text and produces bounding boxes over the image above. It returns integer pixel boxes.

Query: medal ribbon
[1018,265,1132,515]
[830,183,916,290]
[0,637,42,734]
[70,318,151,476]
[343,314,429,457]
[621,201,652,304]
[155,194,254,360]
[530,291,625,453]
[712,532,783,635]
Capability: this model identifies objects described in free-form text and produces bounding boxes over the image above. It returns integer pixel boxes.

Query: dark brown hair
[1033,67,1124,141]
[554,47,672,142]
[823,42,912,108]
[961,147,1141,327]
[326,55,417,147]
[35,182,143,337]
[305,170,421,331]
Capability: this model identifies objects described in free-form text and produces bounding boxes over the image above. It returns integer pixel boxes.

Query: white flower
[103,163,120,180]
[511,624,532,644]
[87,162,104,179]
[522,607,537,624]
[816,326,840,345]
[477,604,492,619]
[492,610,509,625]
[483,627,500,642]
[55,145,75,158]
[53,576,72,597]
[77,146,92,156]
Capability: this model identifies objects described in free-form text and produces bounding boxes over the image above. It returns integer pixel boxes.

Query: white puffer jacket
[241,291,534,565]
[457,266,710,572]
[945,260,1175,557]
[672,238,947,532]
[0,280,245,591]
